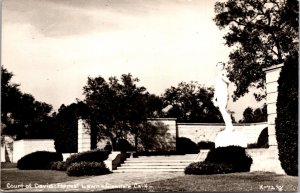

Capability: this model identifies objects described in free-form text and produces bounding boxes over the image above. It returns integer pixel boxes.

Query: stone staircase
[113,148,285,174]
[113,154,204,173]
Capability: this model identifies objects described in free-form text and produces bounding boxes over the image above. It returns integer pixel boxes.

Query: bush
[176,137,199,154]
[205,146,252,172]
[66,161,111,176]
[65,149,109,167]
[198,141,215,149]
[17,151,63,170]
[275,51,298,176]
[116,139,135,152]
[48,161,67,171]
[247,127,269,149]
[185,162,234,175]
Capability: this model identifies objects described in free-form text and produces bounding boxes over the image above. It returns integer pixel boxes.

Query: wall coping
[14,139,54,142]
[177,122,267,126]
[147,118,177,121]
[262,64,284,72]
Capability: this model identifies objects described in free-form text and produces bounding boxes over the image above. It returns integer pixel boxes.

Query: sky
[2,0,264,121]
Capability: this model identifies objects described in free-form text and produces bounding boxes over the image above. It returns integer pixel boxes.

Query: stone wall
[177,122,268,145]
[12,139,55,163]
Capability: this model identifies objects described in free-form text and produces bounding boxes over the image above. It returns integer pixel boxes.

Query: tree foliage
[162,81,223,123]
[53,102,89,153]
[239,104,267,123]
[83,74,163,150]
[214,0,298,101]
[275,51,298,176]
[1,66,54,139]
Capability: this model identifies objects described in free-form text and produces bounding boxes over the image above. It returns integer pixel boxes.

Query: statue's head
[216,62,225,70]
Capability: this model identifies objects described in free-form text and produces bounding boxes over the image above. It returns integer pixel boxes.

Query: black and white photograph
[1,0,298,192]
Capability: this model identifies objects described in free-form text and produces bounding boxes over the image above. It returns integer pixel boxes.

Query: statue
[212,62,234,132]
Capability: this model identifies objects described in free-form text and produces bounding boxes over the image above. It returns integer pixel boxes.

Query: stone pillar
[78,119,91,153]
[262,64,285,174]
[263,64,284,147]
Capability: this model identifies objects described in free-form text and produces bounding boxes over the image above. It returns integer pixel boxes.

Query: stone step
[113,168,184,173]
[122,162,191,166]
[124,160,194,163]
[120,165,187,169]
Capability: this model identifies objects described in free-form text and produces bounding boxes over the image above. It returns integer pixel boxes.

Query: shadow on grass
[1,169,91,191]
[102,172,298,192]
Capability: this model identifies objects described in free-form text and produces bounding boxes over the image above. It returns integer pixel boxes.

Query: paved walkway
[8,171,184,192]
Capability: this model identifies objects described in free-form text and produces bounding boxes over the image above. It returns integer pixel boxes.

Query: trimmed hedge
[185,162,234,175]
[176,137,199,154]
[48,161,67,171]
[65,149,110,167]
[205,146,252,172]
[66,161,111,176]
[275,52,298,176]
[184,146,252,175]
[116,139,135,153]
[17,151,63,170]
[198,141,215,149]
[247,127,269,148]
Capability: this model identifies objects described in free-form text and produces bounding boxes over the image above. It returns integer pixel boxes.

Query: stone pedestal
[215,130,247,148]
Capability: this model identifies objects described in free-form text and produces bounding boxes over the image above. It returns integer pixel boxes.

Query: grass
[1,169,90,190]
[103,172,298,192]
[1,162,17,168]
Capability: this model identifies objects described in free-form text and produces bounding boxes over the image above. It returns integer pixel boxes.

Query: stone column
[78,119,91,153]
[262,64,285,174]
[263,64,284,147]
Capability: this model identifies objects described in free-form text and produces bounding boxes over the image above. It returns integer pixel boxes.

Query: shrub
[17,151,63,170]
[65,149,109,167]
[185,162,234,175]
[205,146,252,172]
[48,161,67,171]
[198,141,215,149]
[66,161,111,176]
[176,137,199,154]
[275,51,298,176]
[247,127,269,149]
[116,139,135,152]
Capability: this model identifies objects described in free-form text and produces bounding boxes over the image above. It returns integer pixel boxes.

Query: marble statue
[212,62,234,132]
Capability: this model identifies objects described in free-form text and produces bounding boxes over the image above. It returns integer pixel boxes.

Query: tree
[239,104,267,123]
[162,81,223,123]
[83,74,162,150]
[241,107,254,123]
[275,51,298,176]
[1,66,54,139]
[53,102,90,153]
[137,121,174,152]
[214,0,298,101]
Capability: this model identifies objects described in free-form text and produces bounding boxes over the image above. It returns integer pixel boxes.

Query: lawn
[103,172,298,192]
[1,169,90,191]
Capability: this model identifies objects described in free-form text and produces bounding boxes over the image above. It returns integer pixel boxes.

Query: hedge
[205,146,252,172]
[65,149,110,167]
[17,151,63,170]
[198,141,215,149]
[66,161,111,176]
[185,162,234,175]
[184,146,253,175]
[48,161,67,171]
[275,51,298,176]
[176,137,199,154]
